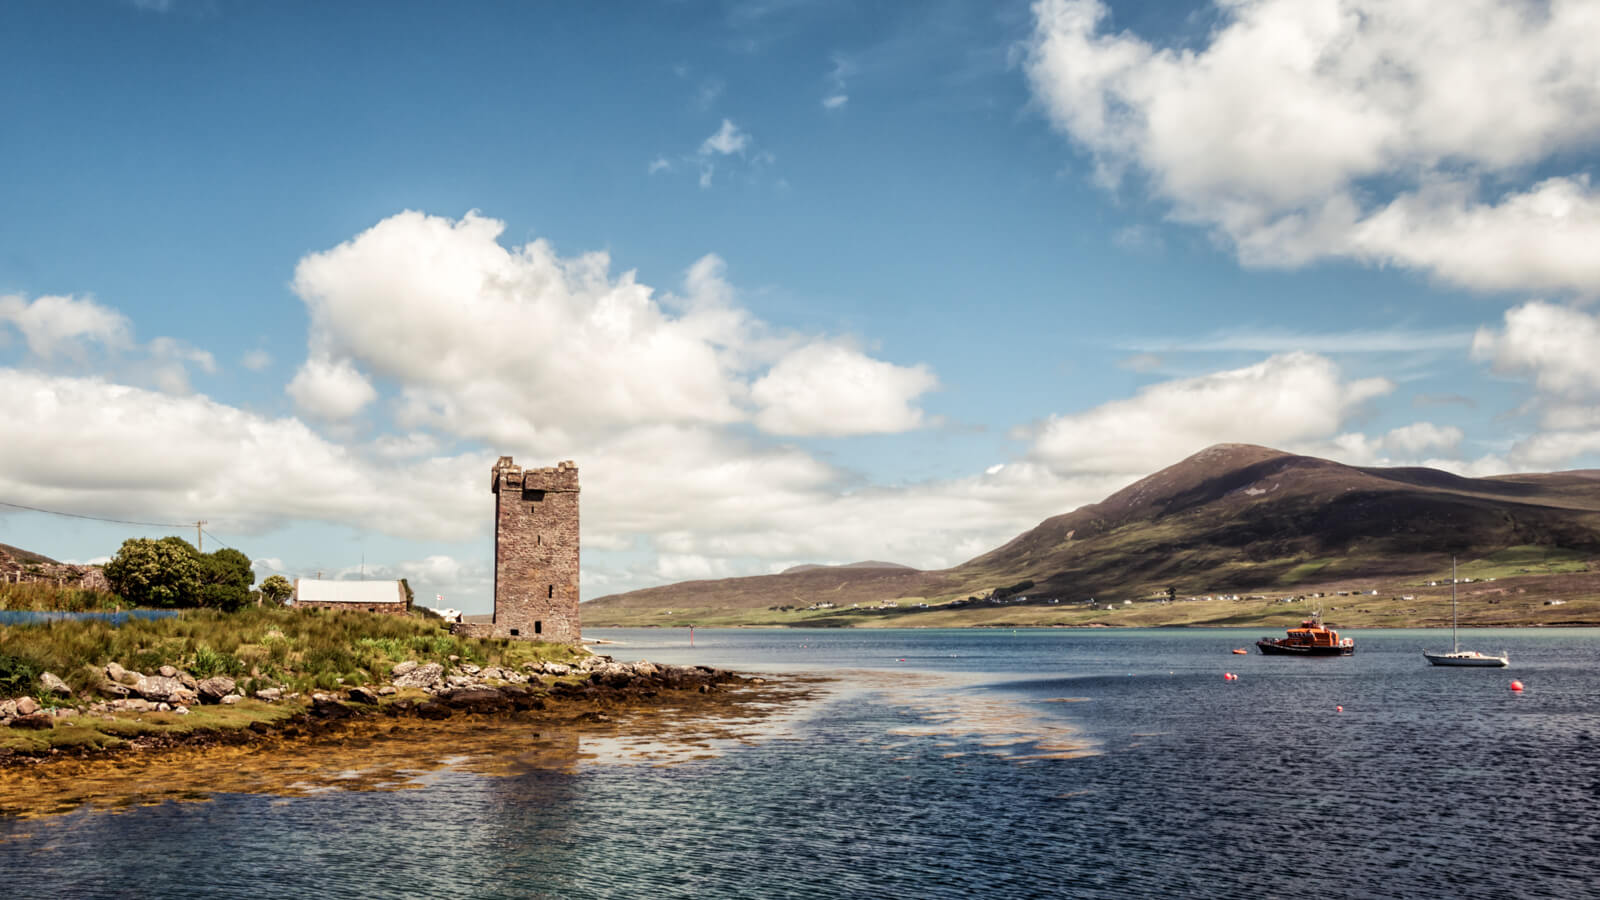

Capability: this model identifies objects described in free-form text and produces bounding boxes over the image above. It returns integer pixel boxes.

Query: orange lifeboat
[1255,612,1355,656]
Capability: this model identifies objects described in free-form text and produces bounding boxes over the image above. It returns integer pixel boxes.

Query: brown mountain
[0,542,59,566]
[583,444,1600,621]
[779,560,917,574]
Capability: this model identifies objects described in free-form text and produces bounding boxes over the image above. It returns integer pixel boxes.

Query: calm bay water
[4,626,1599,898]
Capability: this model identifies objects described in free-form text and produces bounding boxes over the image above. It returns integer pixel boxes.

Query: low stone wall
[296,600,409,616]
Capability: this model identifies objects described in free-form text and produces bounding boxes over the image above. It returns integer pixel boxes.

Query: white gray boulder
[393,662,444,690]
[135,675,199,707]
[196,676,236,704]
[39,672,72,697]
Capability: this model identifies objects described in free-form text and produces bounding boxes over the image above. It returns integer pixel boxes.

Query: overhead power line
[0,499,190,530]
[1,501,231,549]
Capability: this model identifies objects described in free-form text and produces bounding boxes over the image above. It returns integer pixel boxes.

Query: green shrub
[0,651,41,697]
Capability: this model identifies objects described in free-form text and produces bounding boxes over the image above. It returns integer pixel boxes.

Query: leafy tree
[198,547,254,612]
[104,537,203,608]
[104,537,262,610]
[259,575,293,606]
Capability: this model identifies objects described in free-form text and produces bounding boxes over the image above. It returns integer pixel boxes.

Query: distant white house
[422,606,462,623]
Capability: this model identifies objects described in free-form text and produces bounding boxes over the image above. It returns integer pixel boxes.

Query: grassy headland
[0,602,586,756]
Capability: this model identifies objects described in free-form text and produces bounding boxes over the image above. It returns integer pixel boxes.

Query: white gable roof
[294,579,403,605]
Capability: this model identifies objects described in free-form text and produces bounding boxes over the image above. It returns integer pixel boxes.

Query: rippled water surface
[5,627,1600,898]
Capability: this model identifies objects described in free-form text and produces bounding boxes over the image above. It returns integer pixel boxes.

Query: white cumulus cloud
[1025,0,1600,293]
[286,355,378,420]
[0,368,481,541]
[0,294,132,359]
[290,210,931,445]
[751,341,937,436]
[1472,301,1600,398]
[1027,352,1393,476]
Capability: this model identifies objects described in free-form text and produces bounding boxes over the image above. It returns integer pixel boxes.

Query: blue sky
[3,0,1598,611]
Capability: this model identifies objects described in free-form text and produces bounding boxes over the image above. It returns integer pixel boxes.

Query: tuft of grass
[189,644,245,679]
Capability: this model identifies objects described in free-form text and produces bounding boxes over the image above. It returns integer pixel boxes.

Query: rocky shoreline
[0,653,757,766]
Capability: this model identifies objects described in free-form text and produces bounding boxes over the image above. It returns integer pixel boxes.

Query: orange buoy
[1231,649,1248,655]
[1510,680,1524,692]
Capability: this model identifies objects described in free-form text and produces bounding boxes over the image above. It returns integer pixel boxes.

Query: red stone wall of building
[296,601,409,616]
[490,457,580,643]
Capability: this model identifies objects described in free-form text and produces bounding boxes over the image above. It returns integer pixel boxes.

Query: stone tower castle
[482,456,581,643]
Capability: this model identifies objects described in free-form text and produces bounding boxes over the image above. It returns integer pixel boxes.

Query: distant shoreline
[585,620,1600,629]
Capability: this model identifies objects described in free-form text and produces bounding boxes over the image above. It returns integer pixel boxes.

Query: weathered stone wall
[489,457,581,643]
[296,600,410,616]
[0,551,109,591]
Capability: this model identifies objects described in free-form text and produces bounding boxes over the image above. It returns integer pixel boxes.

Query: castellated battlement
[493,457,579,494]
[479,456,581,643]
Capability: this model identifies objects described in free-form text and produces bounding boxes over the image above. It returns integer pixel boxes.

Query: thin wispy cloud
[1118,328,1475,355]
[823,54,854,109]
[694,78,725,111]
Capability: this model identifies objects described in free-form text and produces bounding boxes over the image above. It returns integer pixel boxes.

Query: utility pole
[195,521,207,552]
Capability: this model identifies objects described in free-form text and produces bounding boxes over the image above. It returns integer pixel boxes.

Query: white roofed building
[292,578,409,616]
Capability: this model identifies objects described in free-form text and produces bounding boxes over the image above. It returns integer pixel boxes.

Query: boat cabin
[1283,619,1344,648]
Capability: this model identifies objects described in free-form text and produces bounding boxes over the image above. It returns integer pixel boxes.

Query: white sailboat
[1423,557,1508,667]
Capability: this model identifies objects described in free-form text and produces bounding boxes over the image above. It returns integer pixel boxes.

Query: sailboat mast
[1451,556,1459,654]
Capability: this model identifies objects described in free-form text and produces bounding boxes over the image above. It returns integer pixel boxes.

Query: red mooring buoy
[1336,705,1343,712]
[1510,680,1525,692]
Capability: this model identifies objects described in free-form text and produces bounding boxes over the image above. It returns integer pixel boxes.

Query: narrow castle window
[510,628,519,637]
[547,584,553,598]
[535,621,542,635]
[522,488,546,502]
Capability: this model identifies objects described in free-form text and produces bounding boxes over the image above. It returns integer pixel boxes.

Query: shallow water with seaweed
[4,627,1599,898]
